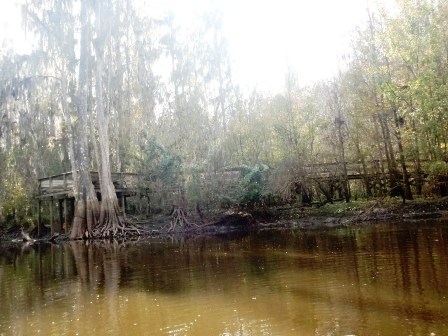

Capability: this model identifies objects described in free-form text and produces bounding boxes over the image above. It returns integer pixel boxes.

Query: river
[0,220,447,335]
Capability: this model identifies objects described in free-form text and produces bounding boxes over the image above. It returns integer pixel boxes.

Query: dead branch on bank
[21,229,35,242]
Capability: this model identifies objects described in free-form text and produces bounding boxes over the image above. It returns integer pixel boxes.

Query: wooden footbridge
[299,160,425,182]
[36,161,424,235]
[36,172,139,235]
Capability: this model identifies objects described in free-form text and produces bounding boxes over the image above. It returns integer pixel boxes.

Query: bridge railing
[38,172,140,197]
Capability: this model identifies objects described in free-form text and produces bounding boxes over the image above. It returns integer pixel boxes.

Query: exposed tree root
[163,188,199,233]
[94,215,141,239]
[70,200,142,240]
[79,197,140,240]
[165,206,199,233]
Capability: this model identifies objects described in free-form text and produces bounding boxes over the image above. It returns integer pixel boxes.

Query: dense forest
[1,0,448,237]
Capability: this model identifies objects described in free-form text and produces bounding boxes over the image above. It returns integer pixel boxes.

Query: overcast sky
[0,0,378,93]
[141,0,374,92]
[222,0,371,91]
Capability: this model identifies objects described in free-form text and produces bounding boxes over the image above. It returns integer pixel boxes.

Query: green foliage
[184,163,204,206]
[427,161,448,176]
[138,135,182,185]
[426,161,448,197]
[0,173,32,227]
[132,134,183,214]
[231,163,271,207]
[5,0,448,225]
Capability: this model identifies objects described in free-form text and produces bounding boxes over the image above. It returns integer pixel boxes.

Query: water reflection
[0,221,448,335]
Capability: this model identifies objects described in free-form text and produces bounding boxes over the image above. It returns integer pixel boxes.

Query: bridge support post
[57,199,64,234]
[37,199,42,237]
[63,198,68,233]
[50,197,54,235]
[121,193,126,219]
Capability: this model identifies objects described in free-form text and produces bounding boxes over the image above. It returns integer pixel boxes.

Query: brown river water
[0,220,447,336]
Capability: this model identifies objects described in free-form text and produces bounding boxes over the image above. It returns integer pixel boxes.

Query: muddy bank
[256,209,447,231]
[253,197,448,230]
[0,211,255,243]
[2,197,448,243]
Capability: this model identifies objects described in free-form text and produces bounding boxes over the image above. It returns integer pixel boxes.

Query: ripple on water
[0,222,448,335]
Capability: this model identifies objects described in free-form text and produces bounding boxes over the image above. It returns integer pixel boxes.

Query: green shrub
[1,175,31,227]
[427,161,448,176]
[230,163,271,207]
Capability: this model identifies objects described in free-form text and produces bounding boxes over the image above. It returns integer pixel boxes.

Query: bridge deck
[300,160,423,181]
[37,171,140,199]
[37,171,141,236]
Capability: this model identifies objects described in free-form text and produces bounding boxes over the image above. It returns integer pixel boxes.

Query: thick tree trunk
[70,0,100,239]
[94,0,138,238]
[71,182,100,239]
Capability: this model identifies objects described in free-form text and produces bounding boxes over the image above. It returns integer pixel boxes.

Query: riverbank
[2,197,448,242]
[252,196,448,230]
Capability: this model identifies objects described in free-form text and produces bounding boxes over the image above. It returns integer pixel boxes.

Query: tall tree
[70,0,100,238]
[93,0,130,236]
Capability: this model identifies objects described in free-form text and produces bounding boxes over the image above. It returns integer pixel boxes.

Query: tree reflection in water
[0,221,448,335]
